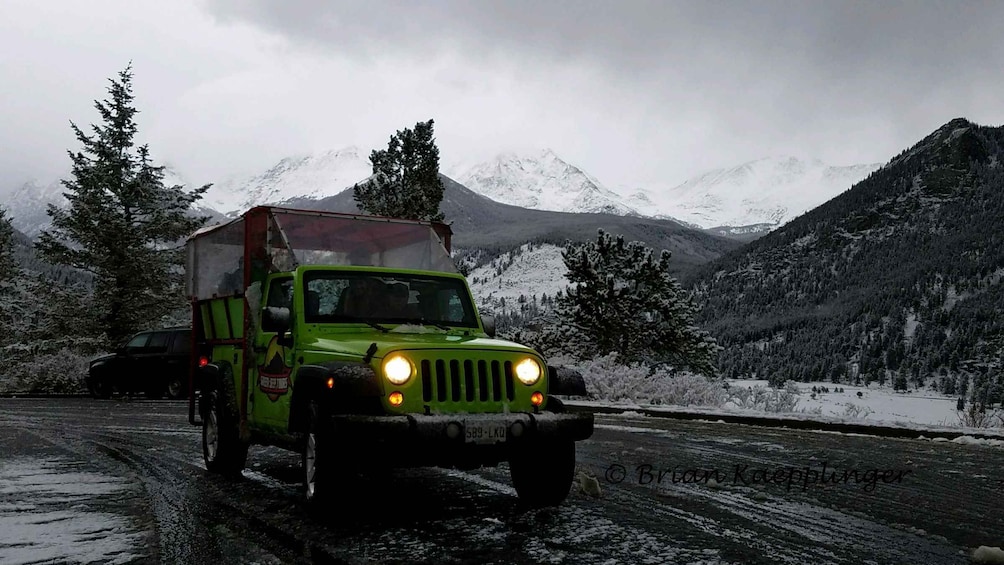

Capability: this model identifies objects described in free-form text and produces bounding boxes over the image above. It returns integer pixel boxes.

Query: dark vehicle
[87,327,192,399]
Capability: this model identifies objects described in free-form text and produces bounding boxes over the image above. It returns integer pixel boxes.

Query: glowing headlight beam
[514,358,541,385]
[384,355,413,385]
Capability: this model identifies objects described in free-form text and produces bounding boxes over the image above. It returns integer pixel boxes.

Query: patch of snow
[949,436,1004,447]
[903,311,920,344]
[0,458,145,565]
[468,243,568,312]
[973,546,1004,564]
[389,324,447,334]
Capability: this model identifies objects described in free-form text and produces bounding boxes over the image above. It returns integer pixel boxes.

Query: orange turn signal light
[530,392,544,406]
[198,356,209,367]
[326,377,334,389]
[389,392,404,406]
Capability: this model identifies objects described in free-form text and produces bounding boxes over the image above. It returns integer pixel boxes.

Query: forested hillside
[690,118,1004,403]
[10,224,92,286]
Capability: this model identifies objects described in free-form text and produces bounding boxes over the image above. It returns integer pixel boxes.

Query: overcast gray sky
[2,0,1002,192]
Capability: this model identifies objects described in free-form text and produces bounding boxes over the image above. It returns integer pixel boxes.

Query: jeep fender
[288,362,382,434]
[547,365,588,397]
[196,362,233,415]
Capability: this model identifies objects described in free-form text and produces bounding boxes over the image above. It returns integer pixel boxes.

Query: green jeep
[185,206,593,507]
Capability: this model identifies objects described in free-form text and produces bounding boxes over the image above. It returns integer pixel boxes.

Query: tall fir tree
[0,209,16,281]
[353,119,445,221]
[36,65,209,347]
[0,209,21,353]
[551,229,720,374]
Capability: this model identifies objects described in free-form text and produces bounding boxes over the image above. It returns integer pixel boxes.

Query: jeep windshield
[302,271,479,329]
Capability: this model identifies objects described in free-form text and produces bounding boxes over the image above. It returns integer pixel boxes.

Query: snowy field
[728,379,964,428]
[573,376,1004,441]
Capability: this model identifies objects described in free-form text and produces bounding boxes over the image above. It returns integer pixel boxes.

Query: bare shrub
[728,384,800,413]
[842,403,874,419]
[957,402,1003,429]
[2,347,90,394]
[555,353,728,407]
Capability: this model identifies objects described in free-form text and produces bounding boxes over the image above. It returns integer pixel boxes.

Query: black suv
[87,327,192,399]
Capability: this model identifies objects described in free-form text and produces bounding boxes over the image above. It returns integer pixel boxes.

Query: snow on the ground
[573,378,1004,440]
[729,379,964,428]
[944,436,1004,447]
[972,546,1004,564]
[0,457,145,564]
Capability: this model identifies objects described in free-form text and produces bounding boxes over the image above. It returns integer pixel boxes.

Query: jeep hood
[300,332,538,360]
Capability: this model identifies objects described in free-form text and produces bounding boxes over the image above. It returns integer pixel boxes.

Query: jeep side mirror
[482,315,496,337]
[263,306,291,333]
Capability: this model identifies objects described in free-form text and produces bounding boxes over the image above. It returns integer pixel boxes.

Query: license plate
[463,421,506,444]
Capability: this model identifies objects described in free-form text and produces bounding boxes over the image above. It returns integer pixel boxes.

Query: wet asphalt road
[0,398,1001,565]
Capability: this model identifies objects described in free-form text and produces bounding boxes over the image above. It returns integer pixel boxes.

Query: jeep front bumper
[328,411,593,443]
[320,411,592,467]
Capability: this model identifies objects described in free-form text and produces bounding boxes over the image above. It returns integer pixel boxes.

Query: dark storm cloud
[204,0,1004,175]
[204,1,1003,86]
[2,1,1001,196]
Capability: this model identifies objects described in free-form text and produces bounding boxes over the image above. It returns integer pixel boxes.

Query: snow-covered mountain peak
[204,145,373,214]
[628,156,882,231]
[448,149,637,216]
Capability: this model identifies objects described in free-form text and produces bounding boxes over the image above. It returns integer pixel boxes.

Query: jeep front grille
[420,358,515,404]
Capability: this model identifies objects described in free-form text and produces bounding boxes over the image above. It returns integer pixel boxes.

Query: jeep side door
[249,275,295,431]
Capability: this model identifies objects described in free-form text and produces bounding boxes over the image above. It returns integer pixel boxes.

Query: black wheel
[509,439,576,508]
[165,377,185,400]
[89,378,112,399]
[303,399,331,507]
[202,386,248,476]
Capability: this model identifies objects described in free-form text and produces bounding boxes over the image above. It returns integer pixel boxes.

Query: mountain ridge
[688,117,1004,392]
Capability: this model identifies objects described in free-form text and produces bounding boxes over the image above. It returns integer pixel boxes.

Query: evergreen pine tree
[0,209,21,351]
[0,209,15,276]
[353,119,445,221]
[550,229,720,373]
[36,65,209,348]
[893,367,908,391]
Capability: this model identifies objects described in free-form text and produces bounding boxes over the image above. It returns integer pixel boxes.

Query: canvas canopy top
[185,206,455,300]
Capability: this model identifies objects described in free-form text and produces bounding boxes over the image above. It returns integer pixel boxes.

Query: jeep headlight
[515,358,542,386]
[383,355,413,385]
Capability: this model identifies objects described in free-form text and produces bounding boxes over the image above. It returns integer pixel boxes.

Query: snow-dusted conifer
[550,229,720,374]
[0,210,21,349]
[353,119,445,222]
[36,65,209,347]
[0,209,15,280]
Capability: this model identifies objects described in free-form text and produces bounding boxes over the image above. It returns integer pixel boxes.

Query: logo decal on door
[258,335,291,401]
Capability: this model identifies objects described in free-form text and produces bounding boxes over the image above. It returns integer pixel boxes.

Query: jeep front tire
[303,399,331,507]
[509,439,576,507]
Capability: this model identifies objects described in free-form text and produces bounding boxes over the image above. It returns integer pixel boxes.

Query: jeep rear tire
[509,439,576,508]
[203,386,248,476]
